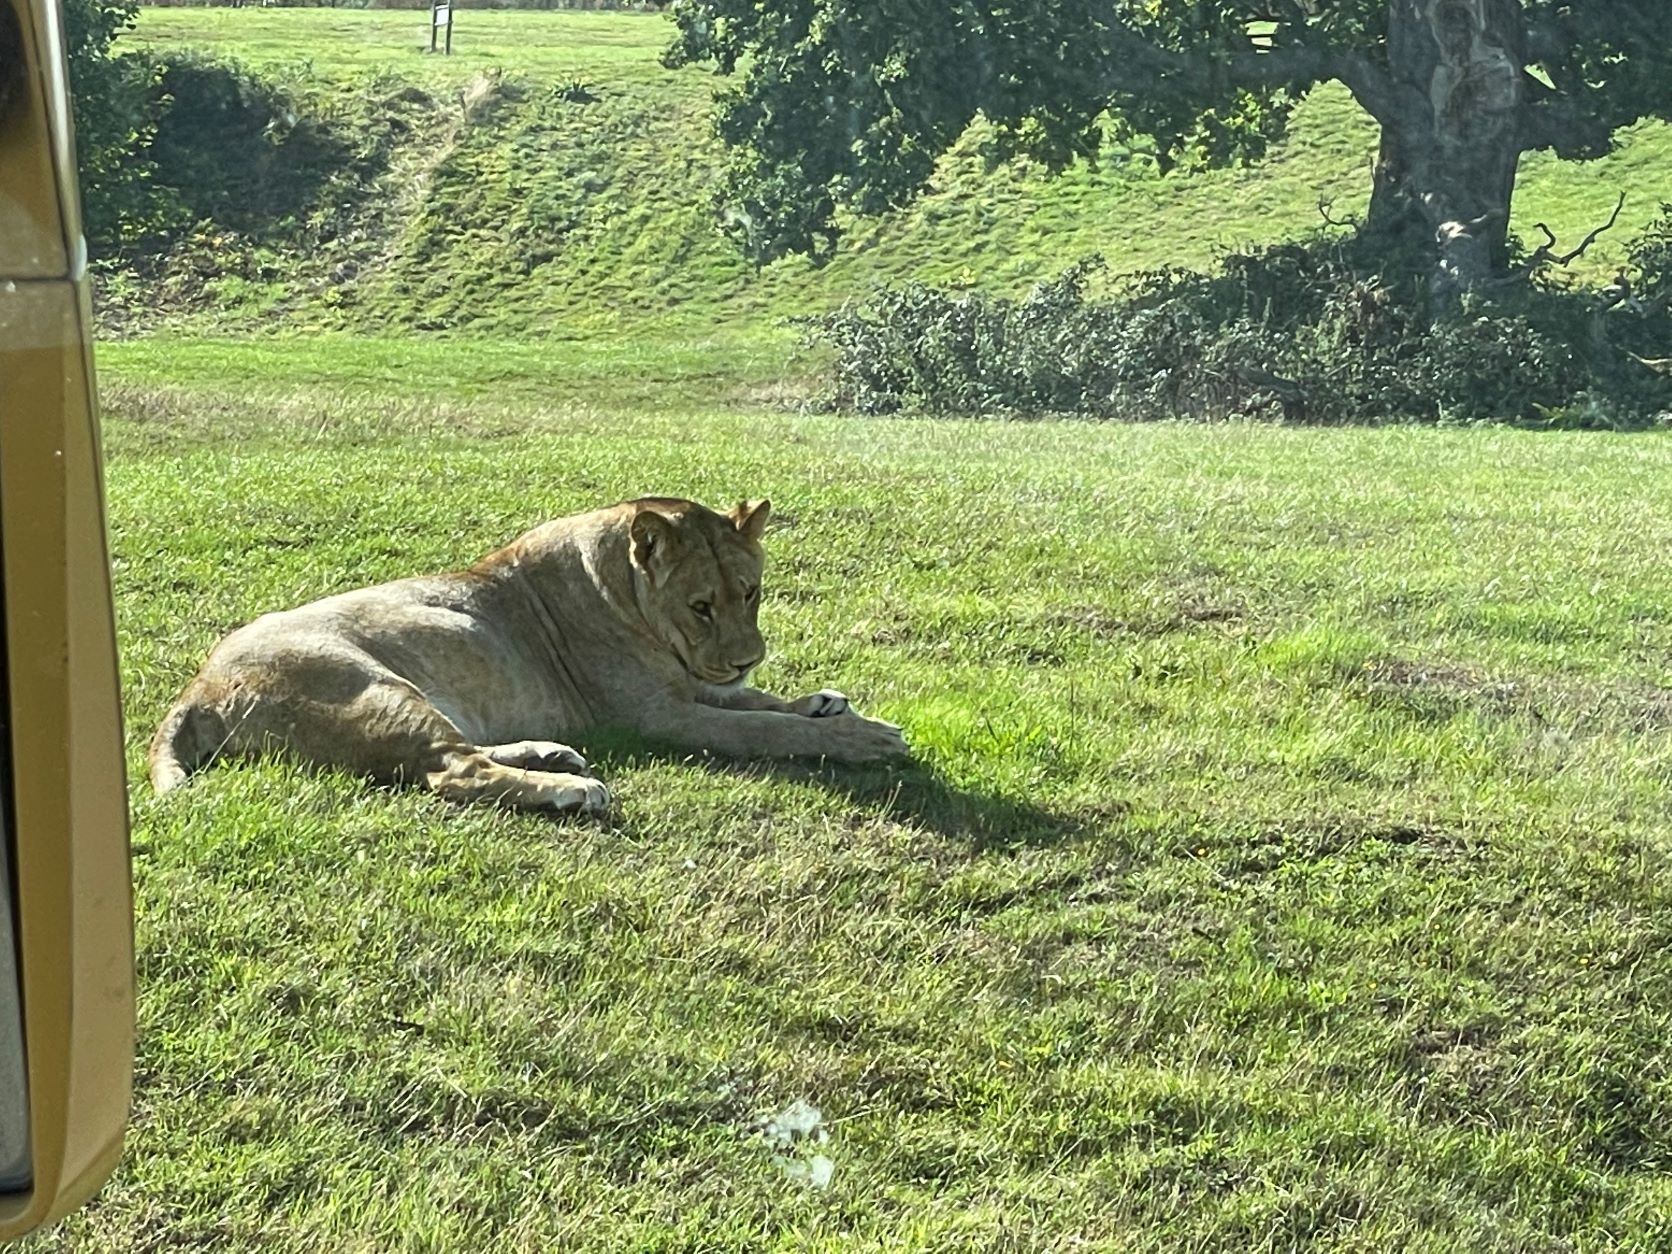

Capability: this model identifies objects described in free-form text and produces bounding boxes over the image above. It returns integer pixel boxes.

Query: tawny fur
[148,497,908,815]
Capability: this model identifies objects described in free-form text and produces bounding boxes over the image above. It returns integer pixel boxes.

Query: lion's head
[628,497,770,688]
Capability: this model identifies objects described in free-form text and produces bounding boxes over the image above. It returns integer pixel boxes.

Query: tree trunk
[1365,0,1528,296]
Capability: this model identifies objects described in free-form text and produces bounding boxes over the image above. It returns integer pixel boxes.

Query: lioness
[149,496,908,815]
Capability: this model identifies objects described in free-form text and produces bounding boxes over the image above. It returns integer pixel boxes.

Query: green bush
[84,58,428,330]
[1627,202,1672,309]
[65,0,175,255]
[808,235,1672,426]
[67,5,386,262]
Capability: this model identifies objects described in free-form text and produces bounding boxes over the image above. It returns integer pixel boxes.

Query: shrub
[1626,202,1672,310]
[65,0,175,254]
[142,55,361,240]
[807,234,1672,426]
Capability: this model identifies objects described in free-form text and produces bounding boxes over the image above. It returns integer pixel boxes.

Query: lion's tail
[147,685,226,794]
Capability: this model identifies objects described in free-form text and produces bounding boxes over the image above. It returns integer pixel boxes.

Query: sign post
[429,0,452,55]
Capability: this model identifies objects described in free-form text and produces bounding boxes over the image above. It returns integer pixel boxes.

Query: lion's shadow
[586,733,1094,850]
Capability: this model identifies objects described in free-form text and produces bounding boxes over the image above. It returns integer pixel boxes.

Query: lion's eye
[691,601,713,621]
[744,585,760,605]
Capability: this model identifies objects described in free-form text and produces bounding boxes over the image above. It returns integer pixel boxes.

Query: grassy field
[33,7,1672,1250]
[24,364,1672,1251]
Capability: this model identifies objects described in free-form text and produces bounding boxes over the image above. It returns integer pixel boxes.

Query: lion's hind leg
[335,681,609,816]
[193,660,608,817]
[425,750,609,816]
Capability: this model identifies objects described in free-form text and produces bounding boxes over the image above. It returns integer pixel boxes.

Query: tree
[63,0,170,254]
[664,1,1672,294]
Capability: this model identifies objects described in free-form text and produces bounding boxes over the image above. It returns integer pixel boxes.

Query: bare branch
[1552,193,1625,266]
[1594,272,1633,312]
[1317,197,1359,230]
[1599,272,1672,318]
[1489,193,1626,287]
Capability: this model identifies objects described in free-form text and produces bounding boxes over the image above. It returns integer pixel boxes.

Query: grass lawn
[26,363,1672,1250]
[125,6,676,80]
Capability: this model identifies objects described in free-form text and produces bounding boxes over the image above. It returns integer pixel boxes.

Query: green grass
[125,6,675,80]
[96,328,809,413]
[29,370,1672,1250]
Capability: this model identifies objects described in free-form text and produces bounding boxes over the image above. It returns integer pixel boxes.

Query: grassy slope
[117,8,1672,348]
[34,378,1672,1250]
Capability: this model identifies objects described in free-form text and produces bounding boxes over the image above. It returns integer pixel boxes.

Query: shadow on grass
[586,729,1108,851]
[151,736,1105,851]
[145,55,373,241]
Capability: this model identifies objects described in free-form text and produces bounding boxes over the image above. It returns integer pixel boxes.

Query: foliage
[1627,202,1672,307]
[664,1,1672,269]
[810,241,1672,426]
[93,9,1672,346]
[91,60,448,332]
[142,55,361,239]
[64,0,176,253]
[67,8,404,262]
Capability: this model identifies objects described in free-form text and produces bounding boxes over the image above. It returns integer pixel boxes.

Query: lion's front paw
[794,688,850,718]
[822,711,910,763]
[487,740,591,776]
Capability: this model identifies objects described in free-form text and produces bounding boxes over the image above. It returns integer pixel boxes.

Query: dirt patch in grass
[1361,656,1672,737]
[1225,816,1485,876]
[1359,658,1524,722]
[1564,679,1672,734]
[726,376,821,411]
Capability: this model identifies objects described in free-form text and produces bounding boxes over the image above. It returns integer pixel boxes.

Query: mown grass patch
[124,7,674,82]
[26,374,1672,1249]
[97,329,811,415]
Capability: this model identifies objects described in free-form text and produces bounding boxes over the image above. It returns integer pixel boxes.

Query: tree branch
[1522,94,1616,158]
[1548,193,1626,267]
[1489,193,1626,287]
[1600,273,1671,318]
[1097,19,1403,129]
[1317,197,1360,230]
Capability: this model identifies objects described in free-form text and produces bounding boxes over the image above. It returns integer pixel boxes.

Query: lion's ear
[629,509,677,583]
[729,498,770,542]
